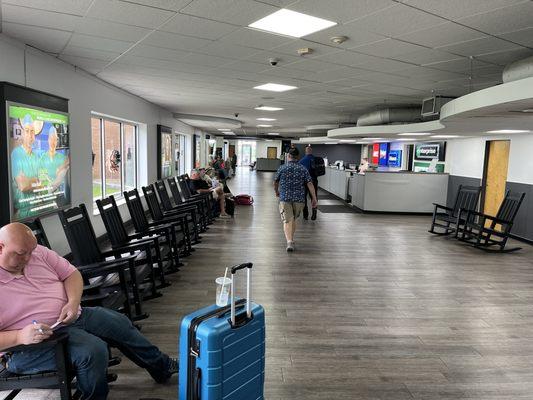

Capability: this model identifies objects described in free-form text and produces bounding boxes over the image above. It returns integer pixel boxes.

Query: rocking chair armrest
[77,259,131,278]
[478,213,511,225]
[113,236,158,248]
[432,203,453,212]
[102,242,151,257]
[138,226,172,237]
[4,332,69,353]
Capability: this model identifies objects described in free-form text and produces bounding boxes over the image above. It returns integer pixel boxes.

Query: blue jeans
[6,307,172,399]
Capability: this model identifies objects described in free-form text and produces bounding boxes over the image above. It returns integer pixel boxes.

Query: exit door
[482,140,510,216]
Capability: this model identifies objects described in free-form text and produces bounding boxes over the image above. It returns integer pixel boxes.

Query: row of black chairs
[429,185,526,252]
[0,174,219,399]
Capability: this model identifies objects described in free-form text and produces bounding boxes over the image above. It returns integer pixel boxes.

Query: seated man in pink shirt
[0,223,177,399]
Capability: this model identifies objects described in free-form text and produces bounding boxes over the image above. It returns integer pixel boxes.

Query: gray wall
[294,144,361,165]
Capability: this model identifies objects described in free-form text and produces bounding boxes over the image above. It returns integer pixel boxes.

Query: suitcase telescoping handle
[230,262,253,327]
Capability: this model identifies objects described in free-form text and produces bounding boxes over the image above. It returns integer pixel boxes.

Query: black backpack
[312,156,326,177]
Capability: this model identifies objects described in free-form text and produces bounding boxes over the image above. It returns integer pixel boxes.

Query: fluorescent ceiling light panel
[486,129,530,134]
[249,9,337,38]
[339,140,358,143]
[217,128,231,131]
[257,118,276,121]
[267,132,280,136]
[396,138,418,141]
[254,83,297,92]
[325,142,338,145]
[257,124,273,128]
[398,132,431,136]
[362,137,383,141]
[224,132,236,135]
[254,106,284,111]
[431,135,459,138]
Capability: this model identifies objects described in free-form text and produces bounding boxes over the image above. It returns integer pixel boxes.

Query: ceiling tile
[305,24,387,50]
[122,0,192,11]
[182,52,234,67]
[272,39,340,58]
[351,38,426,58]
[3,0,93,15]
[426,58,492,73]
[355,57,414,74]
[220,60,268,73]
[398,0,528,20]
[284,58,338,72]
[351,4,446,37]
[437,36,522,57]
[126,44,191,61]
[456,1,533,35]
[75,17,152,42]
[195,42,259,59]
[288,0,395,24]
[59,55,109,74]
[218,27,294,50]
[2,3,83,31]
[499,27,533,47]
[393,49,461,66]
[2,22,71,53]
[179,0,278,26]
[396,22,486,48]
[86,0,176,29]
[141,31,212,51]
[160,13,238,40]
[475,48,533,66]
[60,45,120,61]
[68,33,133,53]
[313,50,384,67]
[243,50,301,65]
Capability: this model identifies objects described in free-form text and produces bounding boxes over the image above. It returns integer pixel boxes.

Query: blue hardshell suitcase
[179,263,265,400]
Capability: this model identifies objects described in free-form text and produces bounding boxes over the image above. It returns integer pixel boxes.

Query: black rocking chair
[429,185,482,235]
[458,191,526,252]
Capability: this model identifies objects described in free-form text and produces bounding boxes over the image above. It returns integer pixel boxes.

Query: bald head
[0,223,38,274]
[305,146,312,155]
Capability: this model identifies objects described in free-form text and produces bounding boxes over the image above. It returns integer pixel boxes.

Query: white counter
[317,167,353,200]
[349,172,449,213]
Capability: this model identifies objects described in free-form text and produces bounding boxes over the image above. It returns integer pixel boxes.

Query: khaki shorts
[279,202,305,223]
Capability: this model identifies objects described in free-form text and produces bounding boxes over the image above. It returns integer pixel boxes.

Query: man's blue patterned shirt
[274,161,312,203]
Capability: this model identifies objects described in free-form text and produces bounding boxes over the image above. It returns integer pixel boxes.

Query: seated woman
[189,169,231,218]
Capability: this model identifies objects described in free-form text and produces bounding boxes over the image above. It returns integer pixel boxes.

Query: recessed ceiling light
[257,118,276,121]
[257,124,273,128]
[486,129,530,134]
[396,138,418,141]
[339,139,358,143]
[254,105,284,111]
[267,132,280,136]
[325,142,338,145]
[217,128,231,131]
[254,83,297,92]
[362,137,384,141]
[398,132,431,136]
[248,9,337,38]
[431,135,459,138]
[224,132,236,135]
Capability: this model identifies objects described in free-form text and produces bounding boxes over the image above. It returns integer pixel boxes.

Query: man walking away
[299,145,319,220]
[274,147,317,252]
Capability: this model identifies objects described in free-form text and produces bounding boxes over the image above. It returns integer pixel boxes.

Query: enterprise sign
[415,143,440,160]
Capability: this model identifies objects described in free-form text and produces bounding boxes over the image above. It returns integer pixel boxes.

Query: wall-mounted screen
[388,150,402,168]
[414,142,446,161]
[378,142,389,166]
[7,103,70,221]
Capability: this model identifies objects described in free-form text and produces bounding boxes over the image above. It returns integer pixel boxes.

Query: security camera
[234,113,239,118]
[269,58,279,66]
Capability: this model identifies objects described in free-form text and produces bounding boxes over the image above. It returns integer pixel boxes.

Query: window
[91,116,138,201]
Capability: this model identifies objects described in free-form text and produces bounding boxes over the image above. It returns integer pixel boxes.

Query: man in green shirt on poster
[11,114,41,218]
[40,125,70,193]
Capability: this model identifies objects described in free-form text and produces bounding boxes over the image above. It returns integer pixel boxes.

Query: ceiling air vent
[421,96,455,118]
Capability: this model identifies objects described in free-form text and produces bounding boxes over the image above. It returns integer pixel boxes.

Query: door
[241,145,251,165]
[483,140,510,217]
[267,147,277,159]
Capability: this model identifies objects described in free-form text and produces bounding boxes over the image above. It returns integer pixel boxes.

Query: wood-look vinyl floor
[4,168,533,400]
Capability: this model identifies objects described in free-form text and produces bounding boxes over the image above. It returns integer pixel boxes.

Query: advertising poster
[378,142,389,166]
[388,150,402,168]
[160,131,172,178]
[372,143,379,164]
[414,142,446,161]
[8,103,70,220]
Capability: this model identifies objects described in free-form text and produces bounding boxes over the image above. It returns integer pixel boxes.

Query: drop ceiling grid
[1,0,533,134]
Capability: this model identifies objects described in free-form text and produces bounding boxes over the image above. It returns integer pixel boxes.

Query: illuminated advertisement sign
[414,142,446,161]
[378,142,389,166]
[372,143,379,164]
[388,150,402,168]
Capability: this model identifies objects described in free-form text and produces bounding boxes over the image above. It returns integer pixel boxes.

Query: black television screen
[7,102,71,221]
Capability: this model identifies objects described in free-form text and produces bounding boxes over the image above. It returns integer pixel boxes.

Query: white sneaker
[219,213,232,219]
[286,241,294,252]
